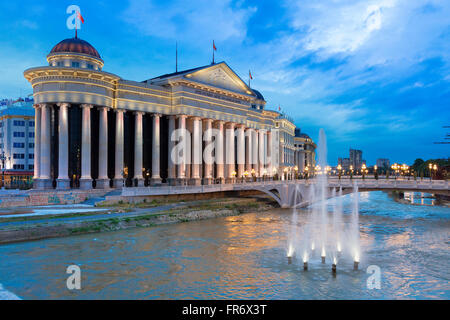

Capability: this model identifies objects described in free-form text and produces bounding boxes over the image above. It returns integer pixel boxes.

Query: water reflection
[0,191,448,299]
[403,192,436,206]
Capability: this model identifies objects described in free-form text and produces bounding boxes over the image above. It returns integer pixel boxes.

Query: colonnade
[33,104,274,189]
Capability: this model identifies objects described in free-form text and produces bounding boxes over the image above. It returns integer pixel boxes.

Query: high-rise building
[0,98,35,188]
[349,148,363,170]
[338,157,351,170]
[376,158,390,169]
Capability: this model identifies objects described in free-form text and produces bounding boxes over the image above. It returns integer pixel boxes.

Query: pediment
[184,63,253,96]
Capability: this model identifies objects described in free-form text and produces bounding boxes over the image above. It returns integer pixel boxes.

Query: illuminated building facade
[24,36,314,189]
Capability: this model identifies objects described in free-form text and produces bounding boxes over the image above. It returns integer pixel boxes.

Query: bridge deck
[122,178,449,197]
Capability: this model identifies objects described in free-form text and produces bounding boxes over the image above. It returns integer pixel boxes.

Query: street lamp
[391,163,399,180]
[243,170,249,183]
[431,164,438,180]
[337,164,342,180]
[231,170,237,183]
[374,165,378,180]
[362,164,367,180]
[294,166,298,179]
[428,163,433,181]
[349,165,354,179]
[0,151,7,189]
[304,166,309,180]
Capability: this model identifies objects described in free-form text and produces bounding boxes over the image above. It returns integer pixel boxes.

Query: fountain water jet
[285,128,362,273]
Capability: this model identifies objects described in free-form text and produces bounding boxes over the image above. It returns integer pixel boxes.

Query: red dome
[50,37,101,59]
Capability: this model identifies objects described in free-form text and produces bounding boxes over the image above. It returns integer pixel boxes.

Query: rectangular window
[87,64,94,69]
[28,165,34,170]
[29,143,34,148]
[29,121,35,127]
[13,153,25,159]
[13,164,25,170]
[13,132,25,138]
[13,142,25,148]
[57,61,63,67]
[29,132,35,138]
[29,154,34,159]
[13,120,25,126]
[72,61,80,68]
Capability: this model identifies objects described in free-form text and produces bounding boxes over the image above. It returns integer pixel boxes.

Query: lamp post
[272,167,277,181]
[428,163,433,181]
[294,166,298,180]
[251,168,256,182]
[349,165,354,180]
[432,164,438,180]
[231,170,237,183]
[304,166,309,180]
[243,170,249,183]
[315,165,321,178]
[283,167,288,180]
[362,164,367,180]
[401,164,408,180]
[374,165,378,180]
[0,151,7,189]
[391,163,399,180]
[337,164,342,180]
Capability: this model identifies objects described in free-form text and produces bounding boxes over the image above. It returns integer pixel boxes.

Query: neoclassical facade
[294,129,316,173]
[24,37,314,190]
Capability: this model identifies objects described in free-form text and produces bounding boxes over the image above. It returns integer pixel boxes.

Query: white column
[245,128,253,176]
[39,104,51,188]
[190,117,201,185]
[259,129,265,178]
[134,111,144,186]
[151,114,162,184]
[80,104,93,189]
[225,122,235,182]
[97,107,109,188]
[267,130,272,177]
[114,109,124,188]
[167,115,176,185]
[56,103,70,189]
[33,105,41,184]
[252,129,259,177]
[237,125,245,179]
[215,121,224,182]
[198,119,203,181]
[202,119,213,184]
[176,115,187,183]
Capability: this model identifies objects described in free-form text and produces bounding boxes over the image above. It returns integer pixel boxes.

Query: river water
[0,191,449,299]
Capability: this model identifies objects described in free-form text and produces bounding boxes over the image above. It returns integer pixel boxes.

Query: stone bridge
[122,178,449,208]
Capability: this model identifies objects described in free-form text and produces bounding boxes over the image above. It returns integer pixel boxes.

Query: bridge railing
[121,177,448,197]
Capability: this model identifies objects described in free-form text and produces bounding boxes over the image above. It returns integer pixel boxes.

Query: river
[0,191,449,299]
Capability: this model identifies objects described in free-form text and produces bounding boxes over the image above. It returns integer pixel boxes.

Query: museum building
[24,36,315,189]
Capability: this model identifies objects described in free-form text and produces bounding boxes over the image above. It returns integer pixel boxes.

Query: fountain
[286,129,361,273]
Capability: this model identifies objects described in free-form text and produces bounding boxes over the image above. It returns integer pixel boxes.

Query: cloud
[118,0,449,162]
[122,0,256,43]
[16,20,38,30]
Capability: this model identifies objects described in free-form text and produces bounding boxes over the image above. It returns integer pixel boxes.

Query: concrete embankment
[0,197,278,244]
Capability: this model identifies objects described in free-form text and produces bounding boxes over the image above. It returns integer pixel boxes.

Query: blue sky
[0,0,449,165]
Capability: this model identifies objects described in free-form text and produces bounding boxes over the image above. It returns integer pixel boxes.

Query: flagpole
[212,40,215,64]
[176,41,178,72]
